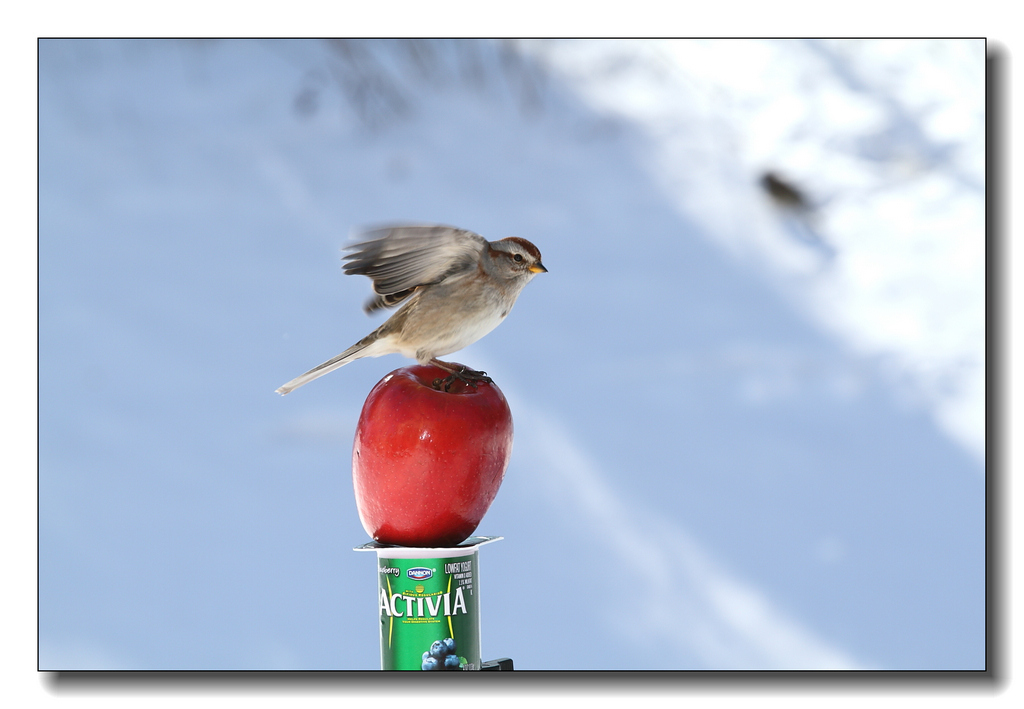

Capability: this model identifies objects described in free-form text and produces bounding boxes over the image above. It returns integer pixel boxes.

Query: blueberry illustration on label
[444,654,461,670]
[421,656,439,671]
[429,639,447,659]
[443,637,457,655]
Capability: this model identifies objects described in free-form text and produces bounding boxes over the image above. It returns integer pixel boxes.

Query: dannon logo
[407,567,433,581]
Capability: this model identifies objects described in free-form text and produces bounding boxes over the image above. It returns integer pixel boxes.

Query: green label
[377,552,480,671]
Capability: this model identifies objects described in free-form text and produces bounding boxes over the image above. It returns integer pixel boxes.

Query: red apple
[352,363,513,547]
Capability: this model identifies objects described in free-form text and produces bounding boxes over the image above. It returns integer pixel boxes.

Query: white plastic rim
[354,535,503,559]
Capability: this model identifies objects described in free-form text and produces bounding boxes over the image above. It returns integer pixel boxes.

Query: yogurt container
[355,536,501,670]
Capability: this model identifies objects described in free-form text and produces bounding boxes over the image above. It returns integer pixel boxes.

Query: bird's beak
[529,263,548,274]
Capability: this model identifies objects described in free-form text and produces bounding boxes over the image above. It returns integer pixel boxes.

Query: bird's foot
[429,360,493,392]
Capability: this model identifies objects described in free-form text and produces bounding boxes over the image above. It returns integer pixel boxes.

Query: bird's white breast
[429,307,507,358]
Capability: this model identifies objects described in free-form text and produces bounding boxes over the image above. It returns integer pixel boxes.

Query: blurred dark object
[760,170,835,259]
[760,171,809,211]
[481,657,515,670]
[322,39,545,131]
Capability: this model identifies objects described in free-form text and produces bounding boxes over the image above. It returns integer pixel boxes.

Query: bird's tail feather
[275,340,372,395]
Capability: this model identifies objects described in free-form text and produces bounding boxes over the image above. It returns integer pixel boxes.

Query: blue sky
[37,38,985,671]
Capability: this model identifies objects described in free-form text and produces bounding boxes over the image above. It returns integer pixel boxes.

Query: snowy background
[38,38,985,671]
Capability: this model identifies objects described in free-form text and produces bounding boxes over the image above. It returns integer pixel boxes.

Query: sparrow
[275,224,547,395]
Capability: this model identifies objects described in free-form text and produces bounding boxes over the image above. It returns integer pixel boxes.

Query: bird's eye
[513,254,523,262]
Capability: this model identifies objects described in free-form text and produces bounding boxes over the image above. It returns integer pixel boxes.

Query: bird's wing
[343,225,487,299]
